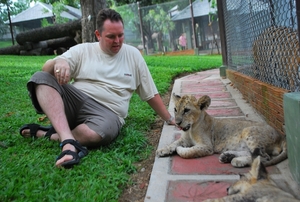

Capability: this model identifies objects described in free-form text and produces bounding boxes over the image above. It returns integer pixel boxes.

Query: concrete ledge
[284,92,300,185]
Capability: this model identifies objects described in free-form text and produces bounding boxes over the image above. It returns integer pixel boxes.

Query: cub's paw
[231,156,251,168]
[156,148,173,157]
[219,152,236,163]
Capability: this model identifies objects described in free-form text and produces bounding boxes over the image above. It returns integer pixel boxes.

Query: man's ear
[94,30,101,41]
[197,95,211,110]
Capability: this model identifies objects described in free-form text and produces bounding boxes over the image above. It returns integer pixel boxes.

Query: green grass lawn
[0,54,222,201]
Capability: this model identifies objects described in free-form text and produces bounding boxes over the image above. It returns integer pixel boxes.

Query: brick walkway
[145,69,300,202]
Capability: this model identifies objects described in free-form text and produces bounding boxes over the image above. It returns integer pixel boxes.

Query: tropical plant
[144,6,175,51]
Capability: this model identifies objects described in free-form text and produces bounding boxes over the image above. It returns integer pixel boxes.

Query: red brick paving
[181,86,227,93]
[206,107,244,117]
[146,69,298,202]
[181,80,224,87]
[171,155,280,175]
[167,180,230,202]
[181,92,232,99]
[210,100,238,108]
[168,73,279,201]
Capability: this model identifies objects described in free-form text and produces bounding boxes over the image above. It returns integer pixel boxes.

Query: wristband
[166,115,174,125]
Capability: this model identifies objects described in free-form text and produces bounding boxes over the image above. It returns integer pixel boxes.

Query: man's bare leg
[35,84,75,167]
[34,84,102,167]
[71,124,103,147]
[21,123,102,167]
[21,124,102,146]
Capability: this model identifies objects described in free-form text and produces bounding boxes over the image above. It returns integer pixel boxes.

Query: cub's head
[227,151,269,195]
[173,93,211,131]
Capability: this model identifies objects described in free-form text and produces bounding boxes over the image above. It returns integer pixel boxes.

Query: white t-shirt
[56,42,158,124]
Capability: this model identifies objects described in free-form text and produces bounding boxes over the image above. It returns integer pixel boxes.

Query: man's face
[95,20,124,56]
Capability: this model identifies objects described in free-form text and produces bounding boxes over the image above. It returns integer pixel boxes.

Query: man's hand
[53,59,71,85]
[43,58,71,85]
[166,115,176,125]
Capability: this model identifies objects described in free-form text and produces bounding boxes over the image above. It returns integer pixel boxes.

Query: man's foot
[55,139,88,168]
[19,123,54,139]
[56,143,76,167]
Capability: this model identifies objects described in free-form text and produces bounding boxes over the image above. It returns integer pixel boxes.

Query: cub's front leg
[156,137,191,157]
[176,144,214,158]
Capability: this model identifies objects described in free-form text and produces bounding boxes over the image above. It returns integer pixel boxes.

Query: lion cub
[156,94,287,167]
[203,149,299,202]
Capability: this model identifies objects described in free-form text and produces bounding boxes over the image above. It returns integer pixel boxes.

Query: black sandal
[56,139,89,168]
[19,123,54,139]
[44,127,56,140]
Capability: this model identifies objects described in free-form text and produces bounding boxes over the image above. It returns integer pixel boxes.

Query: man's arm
[42,59,56,75]
[147,94,175,125]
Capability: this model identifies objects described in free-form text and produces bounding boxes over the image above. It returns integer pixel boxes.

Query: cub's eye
[174,108,177,113]
[183,108,190,114]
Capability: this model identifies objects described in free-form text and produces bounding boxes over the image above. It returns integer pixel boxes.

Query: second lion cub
[156,94,287,167]
[203,149,299,202]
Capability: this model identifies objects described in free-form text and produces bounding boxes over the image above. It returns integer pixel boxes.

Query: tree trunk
[16,20,81,45]
[0,37,77,55]
[80,0,106,43]
[169,31,178,51]
[20,48,54,56]
[23,37,78,50]
[47,37,78,49]
[156,32,163,52]
[209,21,220,55]
[0,45,23,55]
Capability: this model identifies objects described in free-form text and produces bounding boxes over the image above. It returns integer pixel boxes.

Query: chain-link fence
[0,25,11,40]
[114,0,220,55]
[1,0,221,54]
[222,0,299,92]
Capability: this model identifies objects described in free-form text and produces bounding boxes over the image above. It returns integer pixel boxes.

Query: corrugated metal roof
[8,2,81,24]
[171,0,217,21]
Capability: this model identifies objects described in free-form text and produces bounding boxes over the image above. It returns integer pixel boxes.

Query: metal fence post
[189,0,197,54]
[137,2,146,55]
[296,0,300,53]
[217,0,228,77]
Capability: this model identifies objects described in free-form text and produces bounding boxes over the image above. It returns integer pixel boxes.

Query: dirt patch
[119,91,170,202]
[119,73,190,202]
[153,49,195,56]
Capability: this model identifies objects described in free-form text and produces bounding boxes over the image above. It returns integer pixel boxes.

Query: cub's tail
[264,140,287,167]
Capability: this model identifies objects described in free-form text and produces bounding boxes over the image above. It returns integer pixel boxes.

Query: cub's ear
[172,93,181,102]
[250,156,268,181]
[198,95,211,110]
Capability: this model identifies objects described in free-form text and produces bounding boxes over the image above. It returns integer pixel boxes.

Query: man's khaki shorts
[27,71,122,146]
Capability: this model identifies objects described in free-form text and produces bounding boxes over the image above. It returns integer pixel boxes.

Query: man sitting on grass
[20,8,175,168]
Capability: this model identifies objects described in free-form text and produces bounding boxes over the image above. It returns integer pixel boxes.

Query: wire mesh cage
[138,0,191,54]
[222,0,300,92]
[114,0,221,55]
[113,3,141,48]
